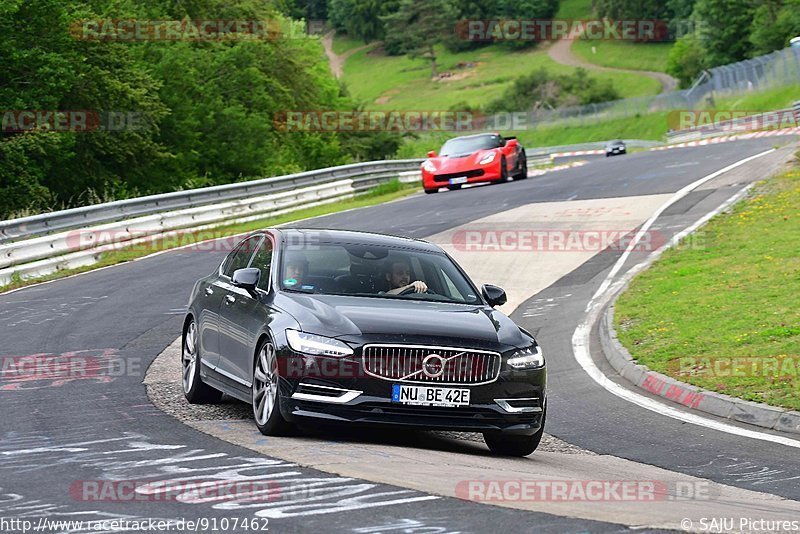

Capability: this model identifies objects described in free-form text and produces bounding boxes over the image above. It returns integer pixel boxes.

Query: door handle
[204,287,214,296]
[224,295,236,305]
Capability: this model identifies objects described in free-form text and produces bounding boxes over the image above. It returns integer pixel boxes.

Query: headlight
[479,152,496,164]
[422,161,437,173]
[507,345,544,369]
[286,330,353,357]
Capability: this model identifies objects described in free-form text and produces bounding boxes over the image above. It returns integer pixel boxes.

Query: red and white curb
[528,160,588,176]
[549,149,605,159]
[652,128,800,151]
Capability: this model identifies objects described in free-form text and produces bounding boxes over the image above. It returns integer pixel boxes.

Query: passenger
[384,259,427,295]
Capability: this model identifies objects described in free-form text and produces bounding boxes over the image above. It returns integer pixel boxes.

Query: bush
[484,68,621,113]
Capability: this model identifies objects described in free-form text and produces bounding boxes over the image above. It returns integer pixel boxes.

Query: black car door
[217,234,275,388]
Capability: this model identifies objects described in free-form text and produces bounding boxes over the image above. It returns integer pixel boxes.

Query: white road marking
[572,148,800,449]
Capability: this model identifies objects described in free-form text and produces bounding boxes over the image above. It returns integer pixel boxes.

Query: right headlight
[422,160,437,173]
[507,345,544,370]
[286,330,353,357]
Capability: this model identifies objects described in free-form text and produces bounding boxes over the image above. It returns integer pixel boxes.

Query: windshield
[440,135,502,156]
[280,243,481,304]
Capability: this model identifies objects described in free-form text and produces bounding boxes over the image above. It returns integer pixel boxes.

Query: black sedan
[605,139,627,157]
[182,229,546,456]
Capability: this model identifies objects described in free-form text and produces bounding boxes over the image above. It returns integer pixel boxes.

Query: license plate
[449,176,468,185]
[391,384,470,407]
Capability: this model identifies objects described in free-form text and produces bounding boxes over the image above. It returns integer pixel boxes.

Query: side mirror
[427,151,437,158]
[232,268,260,293]
[481,284,507,307]
[506,138,518,148]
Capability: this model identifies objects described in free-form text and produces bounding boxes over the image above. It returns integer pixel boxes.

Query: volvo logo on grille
[422,354,445,378]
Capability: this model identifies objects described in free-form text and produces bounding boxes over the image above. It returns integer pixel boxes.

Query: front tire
[492,157,509,184]
[252,337,293,435]
[483,407,546,457]
[182,317,223,404]
[448,184,462,191]
[424,187,439,194]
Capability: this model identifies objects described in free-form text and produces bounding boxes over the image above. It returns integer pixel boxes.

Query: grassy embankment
[615,157,800,410]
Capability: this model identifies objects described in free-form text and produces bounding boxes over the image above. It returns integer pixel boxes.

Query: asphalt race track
[2,136,800,533]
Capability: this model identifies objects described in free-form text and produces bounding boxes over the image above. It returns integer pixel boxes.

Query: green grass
[331,33,370,56]
[342,43,662,111]
[396,111,669,157]
[0,181,419,294]
[614,165,800,410]
[708,84,800,112]
[571,40,672,73]
[556,0,594,19]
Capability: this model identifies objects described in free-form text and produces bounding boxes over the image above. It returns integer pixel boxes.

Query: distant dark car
[421,133,527,193]
[605,140,627,157]
[182,229,547,456]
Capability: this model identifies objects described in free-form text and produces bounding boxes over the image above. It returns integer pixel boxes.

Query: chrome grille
[362,344,501,385]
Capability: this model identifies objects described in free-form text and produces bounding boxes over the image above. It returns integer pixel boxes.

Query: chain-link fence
[523,46,800,129]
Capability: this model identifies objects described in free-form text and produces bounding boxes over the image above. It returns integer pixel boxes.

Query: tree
[693,0,756,65]
[666,34,707,87]
[328,0,398,42]
[382,0,458,77]
[750,0,800,56]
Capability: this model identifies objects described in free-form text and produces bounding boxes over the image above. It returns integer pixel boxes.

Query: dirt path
[547,38,678,93]
[321,30,376,79]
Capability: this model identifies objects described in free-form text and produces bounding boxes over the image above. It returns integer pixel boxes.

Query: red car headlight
[479,152,496,165]
[422,160,437,173]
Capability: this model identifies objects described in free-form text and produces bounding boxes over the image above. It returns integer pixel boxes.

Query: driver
[283,254,309,289]
[384,259,427,295]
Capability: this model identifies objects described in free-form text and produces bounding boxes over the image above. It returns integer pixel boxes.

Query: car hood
[428,150,493,172]
[275,293,528,347]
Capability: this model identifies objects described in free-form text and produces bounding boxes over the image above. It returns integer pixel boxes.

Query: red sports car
[421,133,528,193]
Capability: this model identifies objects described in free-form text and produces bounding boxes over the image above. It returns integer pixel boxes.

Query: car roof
[444,133,501,142]
[273,228,443,253]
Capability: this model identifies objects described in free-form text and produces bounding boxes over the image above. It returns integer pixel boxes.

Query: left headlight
[479,152,496,165]
[507,345,544,370]
[286,329,354,357]
[422,160,437,173]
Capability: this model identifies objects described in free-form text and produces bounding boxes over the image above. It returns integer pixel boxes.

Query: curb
[600,302,800,436]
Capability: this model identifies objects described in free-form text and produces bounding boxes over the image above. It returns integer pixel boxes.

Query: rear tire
[252,337,294,436]
[515,155,528,180]
[182,317,223,404]
[483,407,546,457]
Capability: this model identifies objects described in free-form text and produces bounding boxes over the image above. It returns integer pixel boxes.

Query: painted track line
[572,148,800,449]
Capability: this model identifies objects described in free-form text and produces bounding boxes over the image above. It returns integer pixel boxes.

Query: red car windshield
[440,135,502,156]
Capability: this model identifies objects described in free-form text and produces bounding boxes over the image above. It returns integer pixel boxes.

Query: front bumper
[422,162,503,189]
[277,346,546,435]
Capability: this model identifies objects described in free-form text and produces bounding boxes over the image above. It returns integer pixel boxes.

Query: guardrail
[0,159,425,244]
[666,104,799,143]
[528,139,664,159]
[0,160,424,287]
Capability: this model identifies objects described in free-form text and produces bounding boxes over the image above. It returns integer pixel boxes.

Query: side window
[222,236,261,278]
[250,238,274,291]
